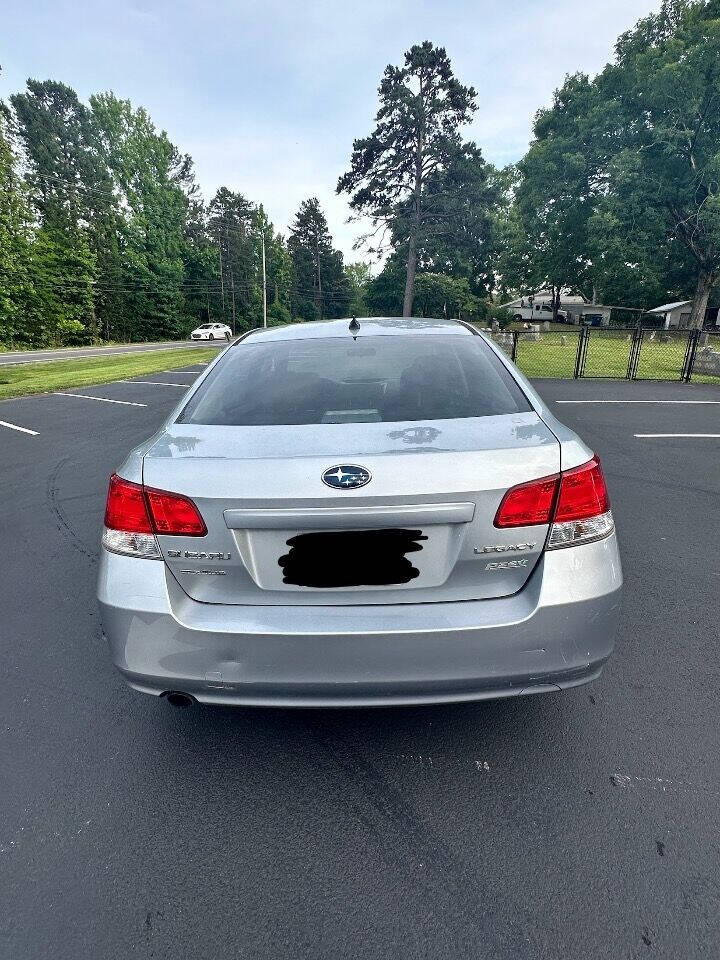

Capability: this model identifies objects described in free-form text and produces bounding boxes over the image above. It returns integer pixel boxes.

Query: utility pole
[218,244,225,323]
[225,222,236,335]
[261,228,267,328]
[316,234,322,320]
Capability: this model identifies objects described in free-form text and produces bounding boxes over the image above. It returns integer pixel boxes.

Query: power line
[19,275,357,300]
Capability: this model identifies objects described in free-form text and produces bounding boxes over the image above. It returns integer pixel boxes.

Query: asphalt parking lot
[2,371,719,959]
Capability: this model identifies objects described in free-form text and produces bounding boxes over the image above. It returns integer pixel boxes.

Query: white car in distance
[190,323,232,341]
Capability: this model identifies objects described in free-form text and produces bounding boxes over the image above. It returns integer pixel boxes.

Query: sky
[2,0,662,263]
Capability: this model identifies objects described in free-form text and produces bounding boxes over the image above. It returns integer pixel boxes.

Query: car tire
[225,332,231,341]
[209,333,214,340]
[513,314,523,322]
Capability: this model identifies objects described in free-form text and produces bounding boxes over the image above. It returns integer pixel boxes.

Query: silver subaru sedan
[97,317,622,707]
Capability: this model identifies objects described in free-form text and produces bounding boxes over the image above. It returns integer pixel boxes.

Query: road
[1,373,719,959]
[0,340,229,366]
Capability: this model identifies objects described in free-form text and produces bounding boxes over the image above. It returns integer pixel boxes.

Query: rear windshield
[178,334,530,426]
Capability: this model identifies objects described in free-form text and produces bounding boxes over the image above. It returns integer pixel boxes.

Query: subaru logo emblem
[322,464,371,489]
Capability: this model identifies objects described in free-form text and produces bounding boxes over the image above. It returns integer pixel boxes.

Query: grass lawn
[491,329,720,381]
[0,347,217,401]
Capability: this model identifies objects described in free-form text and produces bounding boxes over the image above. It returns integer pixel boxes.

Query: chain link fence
[484,326,720,382]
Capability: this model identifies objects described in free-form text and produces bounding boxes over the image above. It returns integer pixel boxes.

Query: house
[646,300,720,329]
[646,301,693,329]
[501,290,612,326]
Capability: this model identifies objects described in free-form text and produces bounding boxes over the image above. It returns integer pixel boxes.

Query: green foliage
[4,10,720,348]
[0,99,32,345]
[338,42,483,315]
[345,261,372,315]
[267,301,291,326]
[497,75,600,311]
[365,258,481,320]
[599,0,720,325]
[24,225,97,345]
[208,187,261,331]
[413,273,480,319]
[288,198,351,320]
[503,1,720,326]
[0,73,297,347]
[259,205,294,322]
[365,255,407,316]
[488,305,514,329]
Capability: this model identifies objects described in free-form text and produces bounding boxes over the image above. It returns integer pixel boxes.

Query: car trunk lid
[143,412,559,605]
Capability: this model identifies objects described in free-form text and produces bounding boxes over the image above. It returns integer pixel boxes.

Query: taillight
[144,487,207,536]
[548,455,613,548]
[494,455,614,549]
[494,473,559,528]
[554,456,609,522]
[102,474,206,558]
[104,474,153,533]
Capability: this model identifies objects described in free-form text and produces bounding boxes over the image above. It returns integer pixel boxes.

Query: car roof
[241,317,471,343]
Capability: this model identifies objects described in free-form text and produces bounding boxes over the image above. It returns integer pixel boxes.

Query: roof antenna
[349,316,360,340]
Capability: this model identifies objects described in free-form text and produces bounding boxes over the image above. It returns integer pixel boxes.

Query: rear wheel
[225,332,231,341]
[208,333,214,340]
[513,314,523,323]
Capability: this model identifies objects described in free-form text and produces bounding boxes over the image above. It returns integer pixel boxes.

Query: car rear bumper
[97,533,622,707]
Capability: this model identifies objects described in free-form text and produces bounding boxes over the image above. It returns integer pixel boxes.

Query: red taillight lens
[144,487,207,536]
[494,456,610,530]
[104,474,206,536]
[104,474,153,533]
[494,473,560,528]
[554,455,609,522]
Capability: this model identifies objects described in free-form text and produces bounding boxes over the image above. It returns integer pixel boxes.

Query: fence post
[574,327,588,378]
[627,328,643,380]
[682,329,700,381]
[511,331,519,363]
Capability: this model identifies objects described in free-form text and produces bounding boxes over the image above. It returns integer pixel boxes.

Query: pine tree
[288,198,350,320]
[338,42,477,315]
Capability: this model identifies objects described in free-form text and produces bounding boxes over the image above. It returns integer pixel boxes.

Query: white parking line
[0,419,39,436]
[119,380,189,387]
[556,399,720,404]
[635,433,720,438]
[55,392,147,407]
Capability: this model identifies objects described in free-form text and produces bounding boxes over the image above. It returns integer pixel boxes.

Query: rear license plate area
[279,528,427,588]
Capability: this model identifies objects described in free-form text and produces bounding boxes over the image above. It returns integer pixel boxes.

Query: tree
[288,198,350,319]
[596,0,720,326]
[260,211,294,322]
[0,91,32,345]
[404,143,499,300]
[2,74,298,345]
[345,261,373,315]
[337,42,477,316]
[182,195,220,328]
[413,273,480,319]
[12,79,102,342]
[499,75,601,319]
[24,226,96,344]
[91,93,193,340]
[208,188,259,331]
